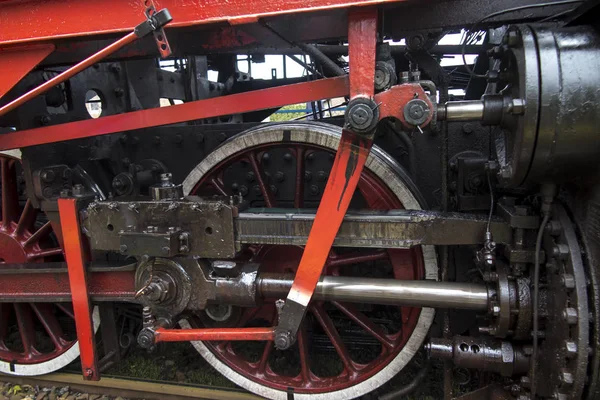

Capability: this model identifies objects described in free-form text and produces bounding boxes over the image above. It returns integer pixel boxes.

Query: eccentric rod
[257,275,490,311]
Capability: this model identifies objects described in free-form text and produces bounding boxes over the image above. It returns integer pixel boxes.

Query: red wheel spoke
[248,152,275,207]
[297,324,311,382]
[23,220,52,247]
[14,303,40,358]
[210,177,228,196]
[30,303,70,350]
[327,249,388,268]
[294,148,305,208]
[28,247,63,260]
[257,341,273,374]
[332,301,394,349]
[15,199,38,237]
[311,303,355,374]
[1,158,19,229]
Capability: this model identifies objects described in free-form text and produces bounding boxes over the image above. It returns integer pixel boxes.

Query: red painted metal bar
[262,9,380,348]
[0,0,406,46]
[0,269,136,302]
[0,32,138,117]
[348,8,378,98]
[154,327,275,342]
[57,198,99,381]
[0,44,55,99]
[0,76,349,151]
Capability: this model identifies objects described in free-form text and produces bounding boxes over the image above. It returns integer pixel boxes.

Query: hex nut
[563,308,578,325]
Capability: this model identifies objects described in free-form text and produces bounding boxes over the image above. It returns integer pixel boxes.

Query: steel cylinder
[441,100,484,121]
[257,275,490,310]
[494,25,600,186]
[426,336,530,377]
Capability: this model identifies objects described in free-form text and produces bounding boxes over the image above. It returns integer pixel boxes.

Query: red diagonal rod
[0,32,138,117]
[57,198,99,381]
[0,76,349,151]
[154,327,275,342]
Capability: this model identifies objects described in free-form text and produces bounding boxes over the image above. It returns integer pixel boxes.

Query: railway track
[0,373,260,400]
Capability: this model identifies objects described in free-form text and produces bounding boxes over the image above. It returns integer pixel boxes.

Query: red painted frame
[0,0,407,46]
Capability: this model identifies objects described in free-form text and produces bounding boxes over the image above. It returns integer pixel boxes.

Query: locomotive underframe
[1,0,600,399]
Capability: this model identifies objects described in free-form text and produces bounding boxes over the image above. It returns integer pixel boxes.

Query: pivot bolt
[274,329,293,350]
[403,99,430,127]
[137,328,156,349]
[345,98,379,134]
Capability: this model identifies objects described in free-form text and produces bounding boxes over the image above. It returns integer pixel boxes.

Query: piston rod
[257,275,490,310]
[437,100,484,121]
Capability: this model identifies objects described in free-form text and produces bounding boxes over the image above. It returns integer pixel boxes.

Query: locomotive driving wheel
[181,123,438,399]
[0,153,96,376]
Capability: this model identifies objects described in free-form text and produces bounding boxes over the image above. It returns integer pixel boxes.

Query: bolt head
[274,330,293,350]
[559,370,574,385]
[492,305,501,316]
[510,98,526,115]
[563,307,578,325]
[561,274,575,290]
[564,340,578,357]
[119,244,128,254]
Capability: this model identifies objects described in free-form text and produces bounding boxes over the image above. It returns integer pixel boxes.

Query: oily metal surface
[236,209,512,248]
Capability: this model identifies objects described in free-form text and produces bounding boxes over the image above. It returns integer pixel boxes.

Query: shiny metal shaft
[258,275,489,310]
[438,100,484,121]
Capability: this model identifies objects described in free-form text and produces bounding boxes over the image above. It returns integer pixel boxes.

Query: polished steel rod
[258,275,490,310]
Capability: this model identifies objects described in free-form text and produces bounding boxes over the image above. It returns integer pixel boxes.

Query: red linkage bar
[348,7,378,98]
[154,327,276,342]
[273,8,379,347]
[0,76,349,151]
[57,198,99,381]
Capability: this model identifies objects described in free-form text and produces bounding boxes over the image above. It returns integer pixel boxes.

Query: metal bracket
[135,1,173,58]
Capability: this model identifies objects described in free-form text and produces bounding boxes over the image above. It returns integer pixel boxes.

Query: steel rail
[0,372,259,400]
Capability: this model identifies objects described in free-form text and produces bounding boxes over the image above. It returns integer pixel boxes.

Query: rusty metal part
[426,336,530,377]
[235,209,512,248]
[82,197,239,259]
